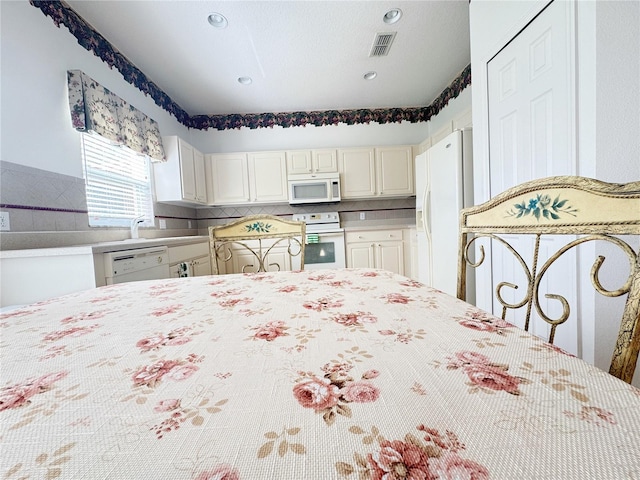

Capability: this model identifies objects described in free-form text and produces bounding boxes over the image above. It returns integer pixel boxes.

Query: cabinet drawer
[345,229,404,244]
[168,242,210,264]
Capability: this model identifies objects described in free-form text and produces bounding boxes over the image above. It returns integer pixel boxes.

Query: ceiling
[64,1,471,117]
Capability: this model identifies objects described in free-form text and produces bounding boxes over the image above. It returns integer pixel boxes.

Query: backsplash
[0,161,197,249]
[1,161,415,249]
[196,198,416,229]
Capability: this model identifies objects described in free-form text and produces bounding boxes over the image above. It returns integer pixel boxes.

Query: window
[81,133,154,227]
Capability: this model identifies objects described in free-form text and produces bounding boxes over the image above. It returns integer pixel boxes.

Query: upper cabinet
[338,145,414,199]
[207,151,288,205]
[156,142,414,206]
[206,152,249,204]
[154,136,207,205]
[338,148,376,198]
[247,151,288,203]
[375,146,415,197]
[286,149,338,176]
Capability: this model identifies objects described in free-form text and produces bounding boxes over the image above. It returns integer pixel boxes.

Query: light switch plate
[359,212,366,220]
[159,219,167,230]
[0,211,10,231]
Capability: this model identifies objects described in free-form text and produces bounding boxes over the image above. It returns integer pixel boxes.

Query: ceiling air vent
[369,32,397,57]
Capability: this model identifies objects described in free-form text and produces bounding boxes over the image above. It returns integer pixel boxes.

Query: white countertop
[0,235,210,258]
[342,220,416,231]
[90,235,209,253]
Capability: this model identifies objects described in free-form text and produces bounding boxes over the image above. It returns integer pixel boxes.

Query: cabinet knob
[358,235,364,239]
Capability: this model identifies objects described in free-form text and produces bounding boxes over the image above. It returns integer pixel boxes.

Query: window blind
[81,133,154,227]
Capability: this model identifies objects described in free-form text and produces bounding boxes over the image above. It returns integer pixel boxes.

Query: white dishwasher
[103,246,170,285]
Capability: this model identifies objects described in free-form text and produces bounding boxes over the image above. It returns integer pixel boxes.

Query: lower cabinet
[213,239,302,274]
[345,229,410,276]
[168,242,212,277]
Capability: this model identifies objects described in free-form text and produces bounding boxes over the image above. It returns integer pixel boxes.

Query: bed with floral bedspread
[1,268,639,479]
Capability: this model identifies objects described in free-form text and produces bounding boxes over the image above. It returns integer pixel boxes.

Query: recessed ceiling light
[238,76,252,85]
[363,71,377,80]
[383,8,402,25]
[207,13,228,28]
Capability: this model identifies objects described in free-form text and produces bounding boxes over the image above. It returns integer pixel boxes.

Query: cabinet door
[346,243,375,269]
[338,148,376,198]
[313,149,338,173]
[376,241,404,275]
[248,151,288,203]
[210,153,250,204]
[178,139,197,201]
[375,146,415,196]
[193,149,207,204]
[228,246,289,273]
[191,255,211,276]
[286,150,313,175]
[264,250,290,272]
[169,263,181,278]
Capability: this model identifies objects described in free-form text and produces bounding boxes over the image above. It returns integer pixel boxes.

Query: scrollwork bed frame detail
[209,215,305,274]
[457,176,640,383]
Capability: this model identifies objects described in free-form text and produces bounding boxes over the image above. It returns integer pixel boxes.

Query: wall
[592,0,640,384]
[1,1,472,250]
[469,0,639,385]
[0,0,195,249]
[194,86,471,231]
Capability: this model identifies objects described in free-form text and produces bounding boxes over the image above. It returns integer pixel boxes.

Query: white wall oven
[292,212,345,270]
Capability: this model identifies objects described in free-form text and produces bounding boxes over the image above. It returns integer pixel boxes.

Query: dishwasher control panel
[103,246,170,284]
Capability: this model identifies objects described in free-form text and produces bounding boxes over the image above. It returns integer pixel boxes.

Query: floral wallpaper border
[31,1,471,131]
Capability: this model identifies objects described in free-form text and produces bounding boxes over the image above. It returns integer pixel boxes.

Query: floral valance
[67,70,165,161]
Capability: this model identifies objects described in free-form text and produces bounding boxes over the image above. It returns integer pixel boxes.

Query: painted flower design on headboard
[506,194,578,221]
[245,221,272,233]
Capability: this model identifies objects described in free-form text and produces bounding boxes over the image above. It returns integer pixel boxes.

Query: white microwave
[288,173,341,205]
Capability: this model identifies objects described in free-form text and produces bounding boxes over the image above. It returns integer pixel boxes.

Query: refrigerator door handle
[423,190,432,238]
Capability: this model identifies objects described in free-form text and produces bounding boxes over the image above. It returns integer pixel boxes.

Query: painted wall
[0,0,471,250]
[0,1,190,178]
[592,0,640,385]
[0,0,437,175]
[469,0,639,385]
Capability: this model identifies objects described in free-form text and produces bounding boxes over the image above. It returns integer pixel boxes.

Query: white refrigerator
[415,128,474,300]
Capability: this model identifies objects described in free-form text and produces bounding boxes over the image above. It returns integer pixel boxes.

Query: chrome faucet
[130,215,145,239]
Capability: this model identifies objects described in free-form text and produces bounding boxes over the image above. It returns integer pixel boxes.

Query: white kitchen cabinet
[247,151,288,203]
[207,152,250,205]
[214,240,300,274]
[338,148,376,198]
[345,229,406,275]
[338,146,414,199]
[286,149,338,175]
[375,146,415,196]
[154,136,207,205]
[168,241,211,277]
[207,151,287,205]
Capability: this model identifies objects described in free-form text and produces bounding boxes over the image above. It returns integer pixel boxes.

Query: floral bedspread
[1,268,639,479]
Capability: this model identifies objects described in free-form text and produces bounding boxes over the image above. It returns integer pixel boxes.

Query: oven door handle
[306,234,320,244]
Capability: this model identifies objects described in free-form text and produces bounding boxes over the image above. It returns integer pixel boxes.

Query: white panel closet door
[486,0,579,355]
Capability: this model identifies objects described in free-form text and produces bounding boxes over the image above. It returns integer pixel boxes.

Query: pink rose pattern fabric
[1,268,639,479]
[446,351,527,395]
[293,361,381,425]
[337,425,489,479]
